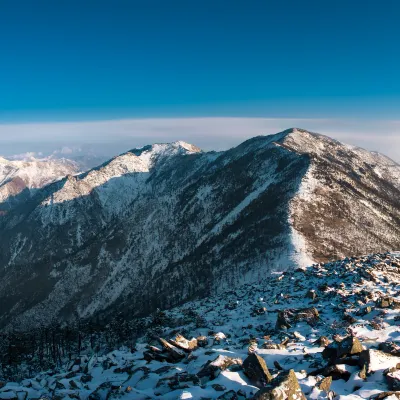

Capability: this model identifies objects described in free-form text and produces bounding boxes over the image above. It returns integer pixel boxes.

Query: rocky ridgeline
[1,252,400,399]
[2,129,400,331]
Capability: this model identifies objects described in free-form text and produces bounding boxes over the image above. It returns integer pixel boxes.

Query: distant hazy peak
[129,140,201,156]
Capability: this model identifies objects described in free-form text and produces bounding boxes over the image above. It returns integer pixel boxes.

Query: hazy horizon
[0,117,399,163]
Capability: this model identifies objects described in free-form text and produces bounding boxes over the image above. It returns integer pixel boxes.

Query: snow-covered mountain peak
[128,140,201,163]
[79,140,201,182]
[277,127,335,154]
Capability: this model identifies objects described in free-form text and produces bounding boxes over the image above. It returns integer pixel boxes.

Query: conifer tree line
[0,312,147,380]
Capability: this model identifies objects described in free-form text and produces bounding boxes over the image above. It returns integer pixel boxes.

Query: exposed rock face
[0,129,399,329]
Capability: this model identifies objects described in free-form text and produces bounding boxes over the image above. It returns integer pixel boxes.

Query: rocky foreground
[2,252,400,399]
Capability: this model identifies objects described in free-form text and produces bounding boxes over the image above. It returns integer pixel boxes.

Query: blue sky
[0,0,399,159]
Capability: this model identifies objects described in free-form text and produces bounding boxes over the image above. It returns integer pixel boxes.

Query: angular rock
[322,336,363,361]
[169,334,198,353]
[158,337,186,361]
[337,336,363,357]
[197,355,243,382]
[243,353,273,388]
[317,376,332,392]
[252,369,306,399]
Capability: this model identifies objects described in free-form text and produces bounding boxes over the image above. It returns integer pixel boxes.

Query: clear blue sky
[1,0,399,122]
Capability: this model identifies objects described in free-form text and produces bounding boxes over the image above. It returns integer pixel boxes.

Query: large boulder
[168,334,198,352]
[243,354,273,388]
[252,369,306,399]
[197,355,243,382]
[322,336,363,362]
[158,337,186,361]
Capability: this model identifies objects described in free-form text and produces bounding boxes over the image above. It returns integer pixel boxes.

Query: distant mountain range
[0,128,399,330]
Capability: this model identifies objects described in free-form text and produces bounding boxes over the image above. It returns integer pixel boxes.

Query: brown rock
[313,336,330,347]
[197,355,243,382]
[317,376,332,392]
[169,334,198,353]
[252,369,306,399]
[243,353,273,388]
[158,337,186,361]
[322,336,363,361]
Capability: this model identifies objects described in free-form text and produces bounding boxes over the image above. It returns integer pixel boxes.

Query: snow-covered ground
[2,252,400,399]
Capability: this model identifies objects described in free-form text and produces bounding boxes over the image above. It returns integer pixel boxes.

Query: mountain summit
[0,129,399,329]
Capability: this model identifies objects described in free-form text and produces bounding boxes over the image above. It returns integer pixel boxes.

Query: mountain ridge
[0,128,399,330]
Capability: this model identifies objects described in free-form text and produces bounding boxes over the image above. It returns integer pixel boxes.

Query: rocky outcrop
[252,369,306,400]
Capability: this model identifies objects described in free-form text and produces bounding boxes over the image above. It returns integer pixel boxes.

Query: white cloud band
[0,117,399,162]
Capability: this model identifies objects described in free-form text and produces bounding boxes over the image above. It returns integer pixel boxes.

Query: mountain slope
[283,129,400,261]
[2,252,400,399]
[0,129,399,330]
[0,156,79,213]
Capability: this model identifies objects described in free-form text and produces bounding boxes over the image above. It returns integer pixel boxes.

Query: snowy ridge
[0,129,399,331]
